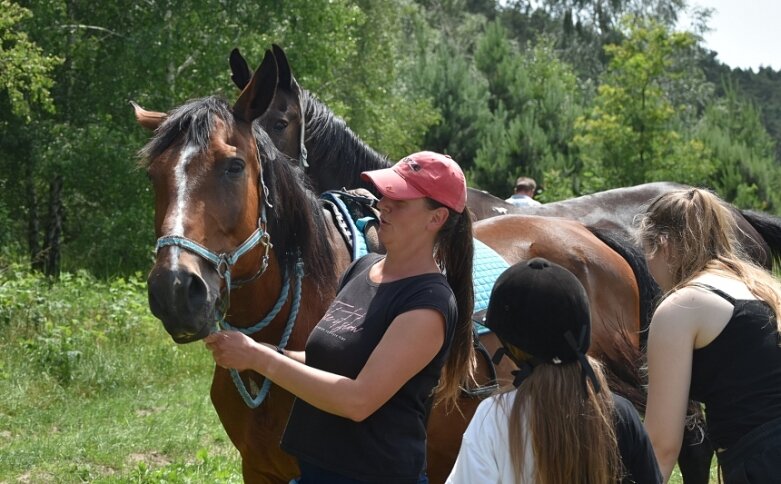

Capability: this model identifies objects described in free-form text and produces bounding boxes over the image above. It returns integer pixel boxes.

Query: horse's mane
[586,226,661,412]
[587,226,660,346]
[302,90,392,193]
[252,123,336,295]
[139,96,336,295]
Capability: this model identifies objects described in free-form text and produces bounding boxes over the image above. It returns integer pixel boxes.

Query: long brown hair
[500,355,621,484]
[428,201,476,408]
[637,188,781,333]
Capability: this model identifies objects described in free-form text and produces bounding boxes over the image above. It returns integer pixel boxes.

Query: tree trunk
[44,174,64,278]
[24,160,43,272]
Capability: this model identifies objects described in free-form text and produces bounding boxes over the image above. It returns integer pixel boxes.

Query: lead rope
[224,259,304,408]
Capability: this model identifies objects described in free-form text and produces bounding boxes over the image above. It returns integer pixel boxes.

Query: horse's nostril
[185,273,208,313]
[147,268,211,324]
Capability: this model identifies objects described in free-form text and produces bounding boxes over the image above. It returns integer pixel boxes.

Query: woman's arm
[643,293,698,482]
[278,348,305,364]
[204,307,445,421]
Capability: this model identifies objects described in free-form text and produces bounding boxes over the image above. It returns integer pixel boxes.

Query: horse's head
[230,45,306,168]
[133,51,281,343]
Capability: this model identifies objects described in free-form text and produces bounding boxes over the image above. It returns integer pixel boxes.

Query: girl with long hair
[205,151,474,483]
[447,258,661,484]
[638,188,781,482]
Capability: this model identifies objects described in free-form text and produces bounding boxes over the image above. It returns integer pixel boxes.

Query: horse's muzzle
[147,266,218,343]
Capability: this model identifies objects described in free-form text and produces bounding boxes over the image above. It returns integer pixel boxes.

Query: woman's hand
[204,331,262,371]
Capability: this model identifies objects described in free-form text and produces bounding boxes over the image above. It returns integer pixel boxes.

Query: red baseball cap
[360,151,467,213]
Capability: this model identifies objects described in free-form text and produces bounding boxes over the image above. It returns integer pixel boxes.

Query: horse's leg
[211,368,299,484]
[677,424,714,484]
[426,397,479,484]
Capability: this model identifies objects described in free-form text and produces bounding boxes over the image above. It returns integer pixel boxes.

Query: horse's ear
[233,49,277,123]
[131,101,167,131]
[229,48,251,90]
[271,44,297,92]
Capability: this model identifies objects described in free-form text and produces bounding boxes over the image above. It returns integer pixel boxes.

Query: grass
[669,464,719,484]
[0,262,241,482]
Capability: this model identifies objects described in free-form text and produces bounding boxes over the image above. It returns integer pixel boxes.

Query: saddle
[320,189,385,259]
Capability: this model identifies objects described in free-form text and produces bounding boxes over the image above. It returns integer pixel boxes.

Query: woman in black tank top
[637,188,781,483]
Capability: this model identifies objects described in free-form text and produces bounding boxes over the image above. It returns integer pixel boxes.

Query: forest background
[2,0,781,277]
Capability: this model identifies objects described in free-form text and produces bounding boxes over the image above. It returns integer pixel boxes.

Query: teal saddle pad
[471,238,509,334]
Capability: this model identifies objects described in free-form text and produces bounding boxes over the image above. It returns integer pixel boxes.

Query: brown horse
[231,45,781,275]
[134,57,658,483]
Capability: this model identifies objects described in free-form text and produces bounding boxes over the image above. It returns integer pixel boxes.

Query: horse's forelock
[139,97,235,167]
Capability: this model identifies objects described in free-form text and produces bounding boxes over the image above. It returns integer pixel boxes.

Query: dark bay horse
[230,46,781,275]
[134,63,655,482]
[467,183,781,269]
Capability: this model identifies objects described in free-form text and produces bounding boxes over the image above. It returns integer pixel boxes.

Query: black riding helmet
[483,257,600,392]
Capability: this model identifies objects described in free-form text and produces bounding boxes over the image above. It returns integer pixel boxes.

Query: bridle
[153,135,304,409]
[297,93,308,170]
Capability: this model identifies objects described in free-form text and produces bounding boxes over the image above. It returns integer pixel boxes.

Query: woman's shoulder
[655,286,718,318]
[689,273,758,300]
[657,275,743,312]
[652,278,738,342]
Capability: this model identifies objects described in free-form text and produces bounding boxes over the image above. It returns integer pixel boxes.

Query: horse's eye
[273,120,288,132]
[226,159,245,175]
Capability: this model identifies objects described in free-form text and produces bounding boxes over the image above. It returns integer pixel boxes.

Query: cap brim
[361,167,425,201]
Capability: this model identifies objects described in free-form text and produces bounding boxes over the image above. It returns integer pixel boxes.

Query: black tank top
[281,254,458,482]
[688,283,781,449]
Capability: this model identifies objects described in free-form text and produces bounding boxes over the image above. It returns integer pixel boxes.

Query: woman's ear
[658,234,672,260]
[428,206,450,231]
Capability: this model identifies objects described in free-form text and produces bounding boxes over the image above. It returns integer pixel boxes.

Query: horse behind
[135,82,651,484]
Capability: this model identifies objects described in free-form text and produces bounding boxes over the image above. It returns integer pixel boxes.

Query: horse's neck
[302,92,390,193]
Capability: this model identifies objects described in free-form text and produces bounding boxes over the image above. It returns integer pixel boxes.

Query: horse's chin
[168,323,215,344]
[161,311,219,344]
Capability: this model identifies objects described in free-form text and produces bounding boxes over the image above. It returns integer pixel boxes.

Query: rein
[222,260,304,408]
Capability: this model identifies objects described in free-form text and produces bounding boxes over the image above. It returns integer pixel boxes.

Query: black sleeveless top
[281,254,458,482]
[688,283,781,449]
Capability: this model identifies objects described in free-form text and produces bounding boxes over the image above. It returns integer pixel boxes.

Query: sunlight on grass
[668,461,720,483]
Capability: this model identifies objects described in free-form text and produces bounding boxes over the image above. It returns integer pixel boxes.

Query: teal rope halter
[156,202,272,291]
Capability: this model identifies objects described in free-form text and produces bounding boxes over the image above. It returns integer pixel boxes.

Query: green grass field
[0,264,241,482]
[0,262,718,482]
